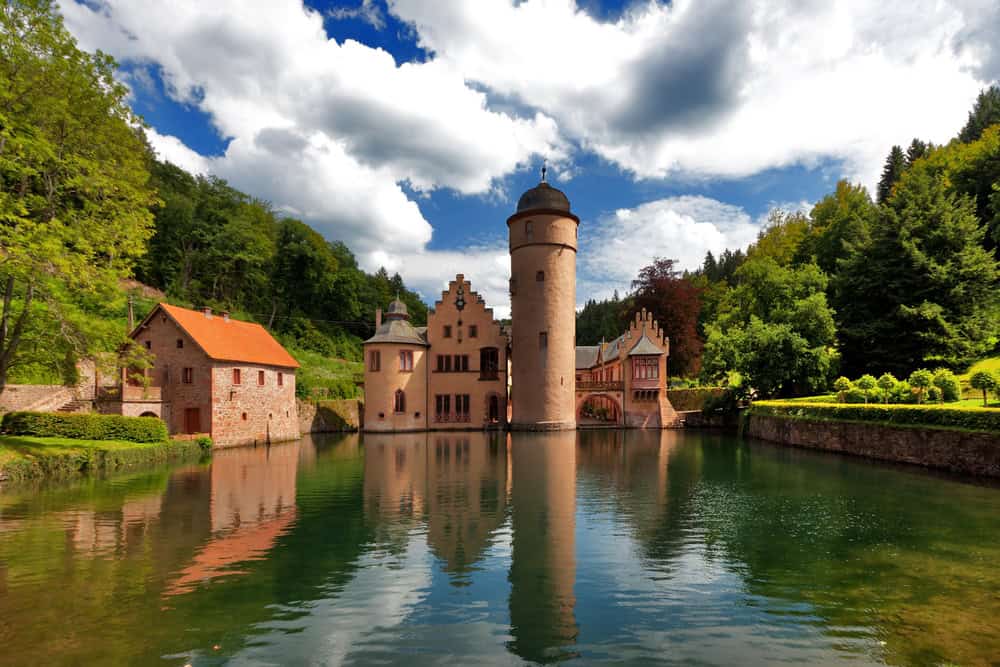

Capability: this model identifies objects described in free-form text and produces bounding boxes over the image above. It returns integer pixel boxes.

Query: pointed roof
[628,332,664,356]
[364,299,429,346]
[139,303,299,368]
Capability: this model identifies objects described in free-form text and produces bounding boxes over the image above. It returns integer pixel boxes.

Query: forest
[578,85,1000,397]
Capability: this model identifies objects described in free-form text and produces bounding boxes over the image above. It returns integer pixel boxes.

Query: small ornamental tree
[932,369,961,403]
[833,376,852,402]
[969,371,997,407]
[908,369,934,404]
[877,373,898,404]
[855,374,877,404]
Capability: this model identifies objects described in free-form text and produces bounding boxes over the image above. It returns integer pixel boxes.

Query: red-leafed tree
[630,258,704,376]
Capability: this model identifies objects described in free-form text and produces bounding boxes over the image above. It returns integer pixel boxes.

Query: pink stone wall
[210,363,299,446]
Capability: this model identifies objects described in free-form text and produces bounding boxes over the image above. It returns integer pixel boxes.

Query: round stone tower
[508,170,578,430]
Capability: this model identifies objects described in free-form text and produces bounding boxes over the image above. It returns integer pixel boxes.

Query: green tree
[908,369,933,404]
[931,368,960,402]
[0,0,156,391]
[855,374,877,404]
[747,210,809,266]
[877,373,898,404]
[701,258,838,397]
[904,138,930,167]
[969,370,997,407]
[833,376,852,402]
[835,159,1000,376]
[877,145,906,204]
[958,84,1000,144]
[800,180,876,274]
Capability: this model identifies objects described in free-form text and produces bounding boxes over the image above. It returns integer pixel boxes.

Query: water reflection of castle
[362,430,680,663]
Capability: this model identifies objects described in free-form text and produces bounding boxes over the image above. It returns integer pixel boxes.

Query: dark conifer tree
[876,145,905,204]
[958,84,1000,143]
[904,138,929,167]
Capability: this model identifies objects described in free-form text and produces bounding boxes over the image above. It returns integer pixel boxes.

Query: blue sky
[61,0,998,315]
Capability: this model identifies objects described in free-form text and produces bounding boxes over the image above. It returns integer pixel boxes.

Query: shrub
[844,387,868,404]
[855,374,877,403]
[908,369,934,403]
[877,373,898,403]
[932,369,961,402]
[195,436,213,452]
[1,412,168,443]
[927,386,942,403]
[891,381,916,404]
[749,401,1000,432]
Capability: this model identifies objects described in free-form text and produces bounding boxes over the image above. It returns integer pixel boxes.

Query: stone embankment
[298,398,361,433]
[746,414,1000,477]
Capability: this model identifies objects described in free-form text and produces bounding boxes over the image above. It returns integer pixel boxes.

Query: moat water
[0,430,998,666]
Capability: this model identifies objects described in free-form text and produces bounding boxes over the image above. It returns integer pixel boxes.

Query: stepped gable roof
[145,303,299,368]
[364,298,429,346]
[575,345,600,370]
[628,332,664,356]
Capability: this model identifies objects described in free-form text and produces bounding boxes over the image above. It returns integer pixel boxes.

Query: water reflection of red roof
[162,509,296,597]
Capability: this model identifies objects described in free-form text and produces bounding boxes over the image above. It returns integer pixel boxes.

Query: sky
[60,0,1000,317]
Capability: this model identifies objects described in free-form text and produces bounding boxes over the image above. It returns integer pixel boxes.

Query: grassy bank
[0,436,206,483]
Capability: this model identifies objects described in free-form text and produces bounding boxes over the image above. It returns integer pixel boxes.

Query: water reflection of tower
[508,431,578,662]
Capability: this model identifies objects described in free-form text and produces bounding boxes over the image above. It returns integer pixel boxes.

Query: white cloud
[390,0,993,187]
[578,195,760,302]
[59,0,563,263]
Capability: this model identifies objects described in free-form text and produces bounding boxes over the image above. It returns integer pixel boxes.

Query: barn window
[233,368,242,385]
[176,338,184,349]
[278,372,284,386]
[182,367,193,384]
[144,340,151,350]
[258,370,265,386]
[394,390,406,413]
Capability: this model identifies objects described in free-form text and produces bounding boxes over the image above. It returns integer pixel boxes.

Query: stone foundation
[298,398,361,433]
[746,414,1000,477]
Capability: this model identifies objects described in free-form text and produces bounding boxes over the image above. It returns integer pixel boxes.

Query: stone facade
[108,303,299,447]
[747,414,1000,477]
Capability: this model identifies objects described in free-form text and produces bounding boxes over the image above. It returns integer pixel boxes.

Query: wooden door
[184,407,200,434]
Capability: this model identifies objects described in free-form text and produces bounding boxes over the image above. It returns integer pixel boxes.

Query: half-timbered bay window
[632,357,659,380]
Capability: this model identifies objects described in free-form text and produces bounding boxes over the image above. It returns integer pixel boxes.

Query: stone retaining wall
[298,398,361,433]
[747,414,1000,477]
[0,385,75,414]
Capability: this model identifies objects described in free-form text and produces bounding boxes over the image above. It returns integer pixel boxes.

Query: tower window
[525,220,534,239]
[368,350,381,371]
[394,389,406,413]
[539,332,548,349]
[536,270,545,282]
[509,277,517,296]
[399,350,414,372]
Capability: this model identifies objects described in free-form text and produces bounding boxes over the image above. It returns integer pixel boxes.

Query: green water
[0,430,997,666]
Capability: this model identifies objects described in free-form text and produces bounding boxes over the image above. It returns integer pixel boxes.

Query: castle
[363,175,678,431]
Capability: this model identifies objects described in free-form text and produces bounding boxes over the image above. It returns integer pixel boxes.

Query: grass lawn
[289,347,363,399]
[0,436,203,482]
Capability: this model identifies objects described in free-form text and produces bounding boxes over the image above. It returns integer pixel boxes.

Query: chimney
[222,311,230,322]
[202,307,212,319]
[375,307,382,328]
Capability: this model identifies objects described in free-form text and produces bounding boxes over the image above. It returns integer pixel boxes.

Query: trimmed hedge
[1,412,168,443]
[666,388,728,412]
[749,401,1000,433]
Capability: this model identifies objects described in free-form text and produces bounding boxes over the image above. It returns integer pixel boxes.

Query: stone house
[363,275,509,432]
[103,303,300,446]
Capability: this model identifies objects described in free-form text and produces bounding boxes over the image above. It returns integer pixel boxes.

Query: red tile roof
[150,303,300,368]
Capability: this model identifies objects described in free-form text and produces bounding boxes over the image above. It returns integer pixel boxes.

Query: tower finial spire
[541,159,547,183]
